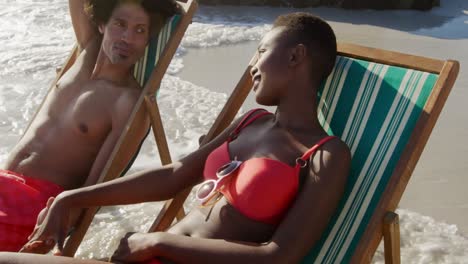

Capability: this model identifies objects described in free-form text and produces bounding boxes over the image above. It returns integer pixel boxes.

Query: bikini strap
[296,136,338,167]
[229,108,272,140]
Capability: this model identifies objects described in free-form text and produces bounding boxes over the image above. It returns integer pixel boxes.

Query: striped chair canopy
[302,55,438,263]
[119,14,182,177]
[134,15,181,86]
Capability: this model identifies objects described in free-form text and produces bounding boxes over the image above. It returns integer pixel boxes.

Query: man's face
[99,2,150,67]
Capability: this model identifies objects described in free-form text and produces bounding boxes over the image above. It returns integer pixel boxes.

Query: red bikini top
[203,109,337,225]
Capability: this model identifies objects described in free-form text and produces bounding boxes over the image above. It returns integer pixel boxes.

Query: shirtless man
[0,0,178,252]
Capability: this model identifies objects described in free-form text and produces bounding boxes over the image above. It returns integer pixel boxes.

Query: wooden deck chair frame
[148,42,459,264]
[28,0,200,256]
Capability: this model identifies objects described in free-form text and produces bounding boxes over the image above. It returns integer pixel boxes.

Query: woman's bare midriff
[167,197,275,243]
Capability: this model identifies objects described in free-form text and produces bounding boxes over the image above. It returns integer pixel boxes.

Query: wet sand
[177,2,468,234]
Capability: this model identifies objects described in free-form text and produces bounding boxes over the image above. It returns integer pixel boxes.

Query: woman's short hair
[273,13,337,81]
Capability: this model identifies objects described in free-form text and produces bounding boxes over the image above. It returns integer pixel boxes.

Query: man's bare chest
[39,78,116,142]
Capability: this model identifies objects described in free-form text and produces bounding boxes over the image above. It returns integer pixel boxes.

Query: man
[0,0,178,252]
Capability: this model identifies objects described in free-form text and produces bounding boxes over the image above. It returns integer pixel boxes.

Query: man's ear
[98,24,105,34]
[289,44,307,66]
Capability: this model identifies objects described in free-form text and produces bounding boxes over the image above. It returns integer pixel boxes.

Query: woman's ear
[289,44,307,66]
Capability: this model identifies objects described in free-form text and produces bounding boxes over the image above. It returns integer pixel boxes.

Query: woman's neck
[274,100,322,134]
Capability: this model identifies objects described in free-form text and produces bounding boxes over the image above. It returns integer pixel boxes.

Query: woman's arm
[59,110,247,208]
[266,138,351,263]
[112,138,351,264]
[22,111,247,253]
[113,232,274,264]
[21,133,227,253]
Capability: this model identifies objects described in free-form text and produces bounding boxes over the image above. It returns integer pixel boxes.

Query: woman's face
[251,27,293,106]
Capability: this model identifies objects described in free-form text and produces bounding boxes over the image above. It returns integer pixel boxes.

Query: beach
[0,0,467,262]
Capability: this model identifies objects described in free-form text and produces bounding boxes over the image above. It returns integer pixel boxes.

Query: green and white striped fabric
[120,15,180,177]
[302,56,438,263]
[133,15,181,86]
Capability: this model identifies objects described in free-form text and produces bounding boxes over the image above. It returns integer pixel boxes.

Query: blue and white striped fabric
[302,56,438,263]
[133,15,181,86]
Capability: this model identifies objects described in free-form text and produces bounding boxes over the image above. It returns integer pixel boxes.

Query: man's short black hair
[84,0,180,36]
[273,12,337,81]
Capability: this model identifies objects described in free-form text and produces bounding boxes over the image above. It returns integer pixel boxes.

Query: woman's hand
[19,195,71,254]
[111,232,162,263]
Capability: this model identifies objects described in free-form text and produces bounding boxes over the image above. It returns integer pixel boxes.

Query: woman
[0,12,351,264]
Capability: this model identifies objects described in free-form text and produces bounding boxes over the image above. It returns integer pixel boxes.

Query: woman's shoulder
[307,136,351,181]
[317,137,351,164]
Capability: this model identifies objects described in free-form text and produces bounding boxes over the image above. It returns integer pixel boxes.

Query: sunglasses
[196,159,242,207]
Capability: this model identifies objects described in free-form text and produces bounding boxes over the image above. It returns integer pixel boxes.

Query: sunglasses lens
[198,160,242,206]
[196,181,215,200]
[216,161,241,177]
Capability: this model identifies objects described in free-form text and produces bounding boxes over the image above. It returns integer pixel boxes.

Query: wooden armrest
[383,211,401,264]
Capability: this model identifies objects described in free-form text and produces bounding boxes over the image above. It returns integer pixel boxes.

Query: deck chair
[147,42,459,263]
[46,0,198,256]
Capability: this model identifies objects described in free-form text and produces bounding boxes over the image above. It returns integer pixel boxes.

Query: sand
[177,1,468,234]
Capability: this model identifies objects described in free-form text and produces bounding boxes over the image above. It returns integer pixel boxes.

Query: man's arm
[69,0,97,50]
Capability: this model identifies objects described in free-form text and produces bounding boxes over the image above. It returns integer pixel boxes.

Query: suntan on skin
[0,13,351,264]
[0,0,178,252]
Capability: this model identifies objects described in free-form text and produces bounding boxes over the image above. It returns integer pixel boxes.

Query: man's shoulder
[120,80,141,102]
[109,84,147,130]
[111,84,141,115]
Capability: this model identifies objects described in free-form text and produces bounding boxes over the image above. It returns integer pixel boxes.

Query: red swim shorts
[0,170,63,252]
